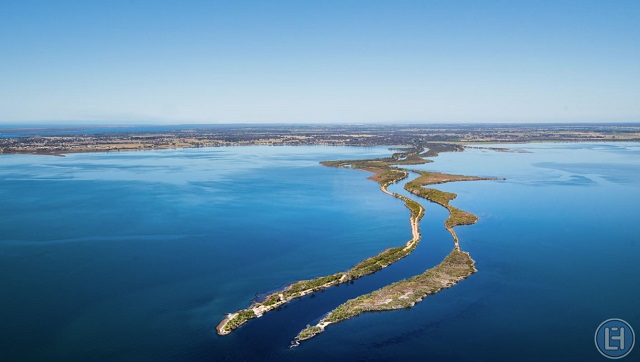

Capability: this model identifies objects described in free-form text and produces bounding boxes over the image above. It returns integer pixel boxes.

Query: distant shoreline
[2,124,638,156]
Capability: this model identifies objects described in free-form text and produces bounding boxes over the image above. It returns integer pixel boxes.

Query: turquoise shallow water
[1,143,639,361]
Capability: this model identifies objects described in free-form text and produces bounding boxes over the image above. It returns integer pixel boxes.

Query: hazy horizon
[2,120,640,129]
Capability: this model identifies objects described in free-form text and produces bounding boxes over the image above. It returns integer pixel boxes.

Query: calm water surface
[1,143,638,361]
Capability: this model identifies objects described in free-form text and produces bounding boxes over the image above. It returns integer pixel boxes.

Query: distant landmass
[1,123,639,155]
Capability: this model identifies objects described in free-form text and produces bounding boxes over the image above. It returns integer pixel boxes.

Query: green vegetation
[218,144,499,337]
[295,249,477,343]
[321,161,407,186]
[375,168,408,185]
[284,273,344,297]
[404,170,500,234]
[297,325,323,341]
[420,143,465,157]
[407,170,496,188]
[218,188,424,335]
[294,154,502,345]
[218,152,427,335]
[350,245,414,278]
[394,194,423,217]
[261,294,282,307]
[405,186,456,207]
[223,309,256,332]
[320,146,430,186]
[447,207,478,228]
[217,180,426,335]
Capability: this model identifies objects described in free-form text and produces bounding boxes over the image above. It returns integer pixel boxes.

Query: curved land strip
[404,171,503,249]
[293,172,502,344]
[294,249,476,344]
[216,148,430,335]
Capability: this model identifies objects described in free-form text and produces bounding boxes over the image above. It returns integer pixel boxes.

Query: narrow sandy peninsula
[216,153,425,335]
[294,249,476,344]
[292,166,502,344]
[217,143,501,338]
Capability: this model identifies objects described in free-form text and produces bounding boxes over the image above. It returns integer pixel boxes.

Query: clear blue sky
[1,0,639,124]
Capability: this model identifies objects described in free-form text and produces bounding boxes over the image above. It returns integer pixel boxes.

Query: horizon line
[1,121,640,129]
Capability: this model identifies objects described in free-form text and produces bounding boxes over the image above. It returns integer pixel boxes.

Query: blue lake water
[1,143,638,361]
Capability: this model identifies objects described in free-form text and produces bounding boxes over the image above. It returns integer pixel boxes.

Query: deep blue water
[1,143,638,361]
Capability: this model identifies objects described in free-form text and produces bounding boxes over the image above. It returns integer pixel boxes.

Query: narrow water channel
[226,171,457,349]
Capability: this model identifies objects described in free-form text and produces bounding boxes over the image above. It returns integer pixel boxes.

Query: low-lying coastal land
[294,249,477,344]
[1,123,639,156]
[217,142,499,338]
[292,165,500,344]
[405,171,504,247]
